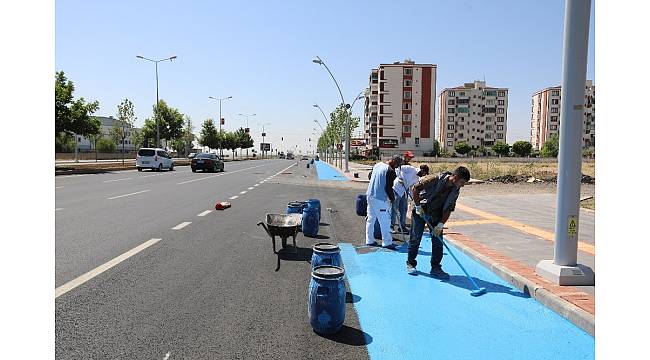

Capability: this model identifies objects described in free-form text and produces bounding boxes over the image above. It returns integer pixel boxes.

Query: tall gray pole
[536,0,594,286]
[155,62,160,148]
[554,0,591,266]
[219,100,222,157]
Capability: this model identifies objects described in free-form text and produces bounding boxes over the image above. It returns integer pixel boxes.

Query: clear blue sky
[55,0,594,153]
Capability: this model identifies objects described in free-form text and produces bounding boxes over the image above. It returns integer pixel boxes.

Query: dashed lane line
[197,210,213,217]
[103,177,132,183]
[172,222,192,230]
[55,238,162,298]
[229,196,239,200]
[240,190,247,194]
[176,163,269,185]
[248,187,254,190]
[107,189,150,200]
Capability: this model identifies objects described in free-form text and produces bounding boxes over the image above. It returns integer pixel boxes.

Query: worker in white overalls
[365,155,403,250]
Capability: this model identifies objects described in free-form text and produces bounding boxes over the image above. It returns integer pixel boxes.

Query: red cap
[403,151,414,158]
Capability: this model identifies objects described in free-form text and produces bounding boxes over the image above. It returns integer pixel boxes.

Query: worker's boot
[430,267,450,280]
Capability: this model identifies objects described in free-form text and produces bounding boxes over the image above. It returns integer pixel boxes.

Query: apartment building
[530,80,595,150]
[76,116,139,151]
[438,81,508,154]
[363,59,437,154]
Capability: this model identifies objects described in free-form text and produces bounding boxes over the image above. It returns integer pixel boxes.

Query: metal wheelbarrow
[257,213,302,254]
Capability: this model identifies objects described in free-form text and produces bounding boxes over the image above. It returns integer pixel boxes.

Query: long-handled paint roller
[420,214,487,297]
[401,179,486,297]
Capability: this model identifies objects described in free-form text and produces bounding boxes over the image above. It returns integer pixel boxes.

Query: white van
[136,148,174,171]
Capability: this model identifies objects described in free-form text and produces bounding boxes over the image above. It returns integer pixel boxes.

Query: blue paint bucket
[311,243,342,270]
[308,266,346,335]
[287,201,306,215]
[306,198,321,222]
[302,206,319,237]
[355,194,367,216]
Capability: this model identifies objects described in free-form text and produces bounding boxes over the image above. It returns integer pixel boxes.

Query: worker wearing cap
[406,166,471,278]
[365,155,403,250]
[391,151,418,234]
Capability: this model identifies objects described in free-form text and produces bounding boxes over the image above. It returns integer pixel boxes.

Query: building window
[498,91,506,97]
[497,117,505,122]
[457,107,469,113]
[449,91,455,97]
[497,125,504,130]
[403,114,412,121]
[403,102,412,110]
[459,125,465,130]
[486,125,493,130]
[485,90,497,97]
[447,133,454,138]
[552,90,560,96]
[401,137,406,144]
[551,116,558,122]
[415,137,419,145]
[447,108,455,114]
[448,99,455,105]
[447,141,453,147]
[403,125,411,133]
[497,133,504,139]
[552,99,559,105]
[404,68,412,76]
[459,133,464,138]
[497,108,504,114]
[551,107,559,113]
[498,100,505,105]
[403,91,412,99]
[459,91,466,96]
[486,99,495,105]
[486,117,492,122]
[447,116,454,122]
[448,124,454,130]
[485,133,492,139]
[550,125,558,130]
[404,79,412,87]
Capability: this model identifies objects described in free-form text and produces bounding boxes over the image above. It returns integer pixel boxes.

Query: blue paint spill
[340,233,594,360]
[314,160,348,181]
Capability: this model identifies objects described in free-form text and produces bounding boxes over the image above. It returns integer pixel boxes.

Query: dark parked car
[191,153,224,173]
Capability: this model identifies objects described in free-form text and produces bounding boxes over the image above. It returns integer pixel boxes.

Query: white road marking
[55,208,63,211]
[240,190,247,194]
[55,238,162,298]
[103,177,132,183]
[107,189,150,200]
[163,352,171,360]
[197,210,213,217]
[229,195,239,200]
[176,163,268,185]
[56,186,64,189]
[172,222,192,230]
[248,187,254,190]
[254,184,260,187]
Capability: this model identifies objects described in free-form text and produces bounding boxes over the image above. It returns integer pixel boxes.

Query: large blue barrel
[302,206,319,237]
[311,243,342,270]
[355,194,367,216]
[287,201,305,215]
[308,266,346,335]
[306,198,321,222]
[374,219,382,240]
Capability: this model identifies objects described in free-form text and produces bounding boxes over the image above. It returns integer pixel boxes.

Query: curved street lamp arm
[315,56,346,106]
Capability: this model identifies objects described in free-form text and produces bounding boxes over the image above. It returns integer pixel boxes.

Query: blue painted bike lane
[340,233,595,360]
[314,160,348,181]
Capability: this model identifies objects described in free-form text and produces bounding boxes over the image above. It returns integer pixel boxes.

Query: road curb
[444,234,595,336]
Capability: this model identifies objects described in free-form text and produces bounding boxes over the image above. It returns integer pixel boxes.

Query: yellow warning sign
[568,216,578,237]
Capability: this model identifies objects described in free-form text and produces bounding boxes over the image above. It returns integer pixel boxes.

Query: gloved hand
[433,222,444,236]
[415,204,425,217]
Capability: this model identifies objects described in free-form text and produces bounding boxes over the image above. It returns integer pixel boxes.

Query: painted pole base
[535,260,595,286]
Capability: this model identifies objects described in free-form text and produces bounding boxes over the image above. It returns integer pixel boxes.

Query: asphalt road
[55,159,370,359]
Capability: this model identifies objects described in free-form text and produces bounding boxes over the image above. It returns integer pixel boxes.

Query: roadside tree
[541,134,560,158]
[512,141,533,157]
[454,141,471,156]
[492,141,511,157]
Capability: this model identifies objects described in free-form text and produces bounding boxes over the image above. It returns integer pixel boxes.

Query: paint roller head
[471,288,487,297]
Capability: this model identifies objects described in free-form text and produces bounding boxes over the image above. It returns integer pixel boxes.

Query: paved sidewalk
[409,192,596,334]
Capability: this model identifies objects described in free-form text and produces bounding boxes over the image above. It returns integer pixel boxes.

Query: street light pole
[313,56,351,172]
[209,96,232,157]
[238,113,256,159]
[136,54,177,148]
